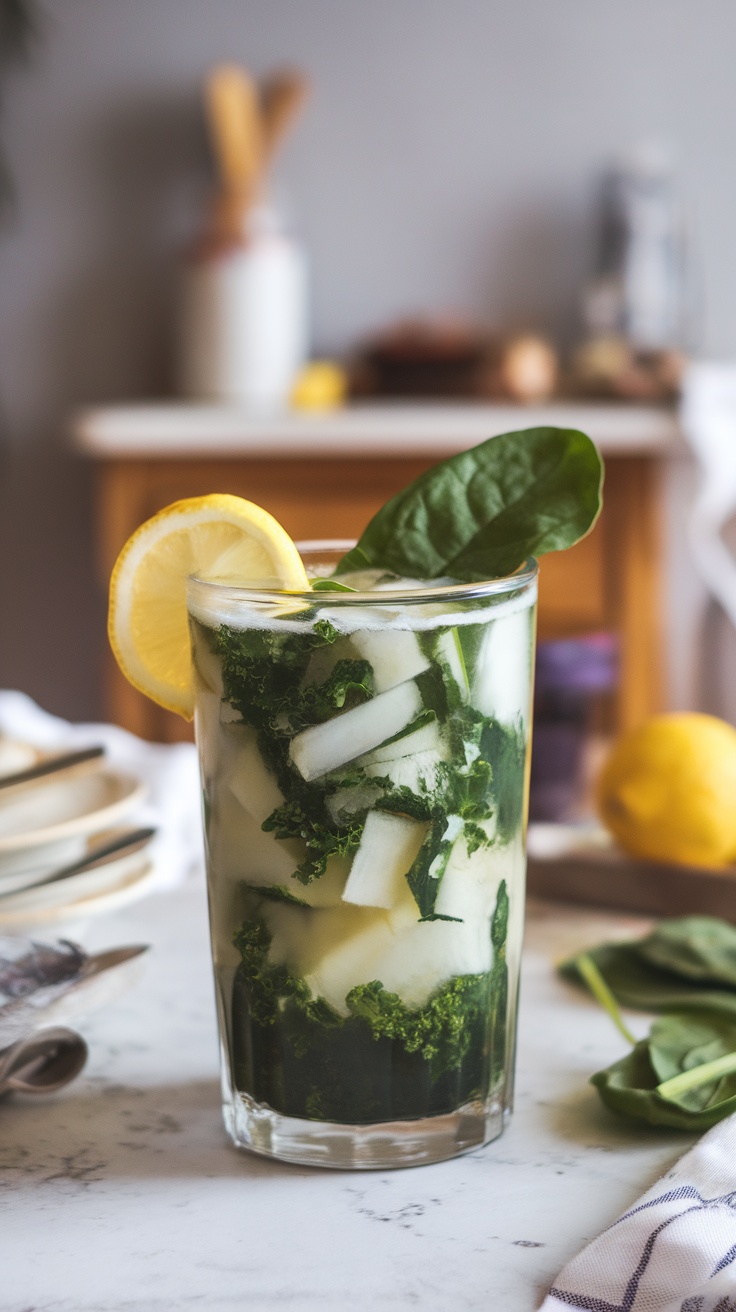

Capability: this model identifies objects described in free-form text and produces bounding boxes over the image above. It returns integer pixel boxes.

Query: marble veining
[0,883,693,1312]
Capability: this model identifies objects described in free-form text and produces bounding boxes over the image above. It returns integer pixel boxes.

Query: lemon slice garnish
[108,494,309,719]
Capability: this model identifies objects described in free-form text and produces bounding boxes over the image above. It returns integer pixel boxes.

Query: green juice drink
[108,424,601,1169]
[188,551,537,1167]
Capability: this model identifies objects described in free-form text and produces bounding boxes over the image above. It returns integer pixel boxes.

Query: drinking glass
[188,543,537,1169]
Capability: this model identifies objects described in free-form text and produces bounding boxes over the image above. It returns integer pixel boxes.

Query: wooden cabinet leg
[604,457,665,730]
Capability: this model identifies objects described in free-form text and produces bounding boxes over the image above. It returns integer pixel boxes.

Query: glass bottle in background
[616,142,688,351]
[530,633,617,824]
[579,141,697,382]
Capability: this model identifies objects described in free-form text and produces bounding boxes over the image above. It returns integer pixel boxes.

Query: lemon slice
[108,494,309,719]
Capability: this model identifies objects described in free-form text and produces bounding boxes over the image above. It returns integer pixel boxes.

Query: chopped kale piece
[481,719,526,843]
[489,880,510,1084]
[231,909,506,1119]
[346,974,490,1078]
[262,796,364,884]
[213,621,371,735]
[255,885,311,908]
[233,917,342,1028]
[464,820,492,855]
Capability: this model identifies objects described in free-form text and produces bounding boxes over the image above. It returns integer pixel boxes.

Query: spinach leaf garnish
[337,426,603,581]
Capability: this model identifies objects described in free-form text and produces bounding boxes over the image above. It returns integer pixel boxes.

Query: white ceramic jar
[179,207,308,410]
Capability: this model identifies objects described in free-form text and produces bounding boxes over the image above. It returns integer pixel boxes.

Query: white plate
[0,738,39,777]
[0,835,90,885]
[0,834,155,910]
[0,769,147,854]
[0,859,158,933]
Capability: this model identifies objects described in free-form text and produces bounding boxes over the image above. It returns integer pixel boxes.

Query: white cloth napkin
[541,1114,736,1312]
[0,690,203,888]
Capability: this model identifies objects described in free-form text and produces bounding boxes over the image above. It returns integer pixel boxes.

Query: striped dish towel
[541,1114,736,1312]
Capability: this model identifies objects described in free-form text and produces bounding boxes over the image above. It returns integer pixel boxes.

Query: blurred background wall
[0,0,734,721]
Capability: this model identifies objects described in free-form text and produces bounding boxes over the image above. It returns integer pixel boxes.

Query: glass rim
[188,540,538,607]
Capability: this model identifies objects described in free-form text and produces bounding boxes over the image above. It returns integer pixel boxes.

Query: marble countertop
[1,882,694,1312]
[72,400,684,460]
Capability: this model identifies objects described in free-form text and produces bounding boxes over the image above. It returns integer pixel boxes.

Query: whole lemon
[597,713,736,869]
[290,361,347,411]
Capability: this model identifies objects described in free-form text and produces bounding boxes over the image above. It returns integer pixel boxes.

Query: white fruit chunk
[342,812,430,909]
[191,628,224,697]
[193,687,222,786]
[325,781,384,825]
[434,629,470,702]
[473,608,533,725]
[251,854,350,908]
[210,790,302,885]
[357,715,446,766]
[363,748,445,796]
[433,828,511,922]
[227,726,284,825]
[350,629,430,693]
[379,906,492,1008]
[262,901,395,1015]
[289,679,423,781]
[262,882,493,1014]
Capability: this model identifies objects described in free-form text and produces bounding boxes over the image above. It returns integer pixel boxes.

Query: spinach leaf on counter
[563,917,736,1130]
[636,916,736,988]
[336,426,603,581]
[592,1012,736,1131]
[560,921,736,1019]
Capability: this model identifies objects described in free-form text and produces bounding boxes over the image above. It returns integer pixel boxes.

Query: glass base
[223,1091,507,1170]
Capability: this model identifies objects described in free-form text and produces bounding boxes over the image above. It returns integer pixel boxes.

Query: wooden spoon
[260,68,310,166]
[205,64,263,241]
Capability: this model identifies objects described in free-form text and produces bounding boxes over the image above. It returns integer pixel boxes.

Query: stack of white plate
[0,746,156,933]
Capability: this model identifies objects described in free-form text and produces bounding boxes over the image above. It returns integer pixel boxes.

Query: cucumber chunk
[289,679,423,781]
[210,790,304,885]
[433,628,470,707]
[191,626,224,698]
[357,713,447,767]
[472,609,533,725]
[193,688,222,787]
[342,812,430,909]
[325,781,384,825]
[262,900,394,1015]
[350,629,430,693]
[363,748,446,796]
[433,826,509,922]
[263,894,492,1013]
[227,727,284,826]
[253,855,351,908]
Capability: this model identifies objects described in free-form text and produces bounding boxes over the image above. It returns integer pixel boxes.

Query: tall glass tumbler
[188,545,538,1169]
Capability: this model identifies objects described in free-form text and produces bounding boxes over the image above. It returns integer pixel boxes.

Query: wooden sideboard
[74,401,683,743]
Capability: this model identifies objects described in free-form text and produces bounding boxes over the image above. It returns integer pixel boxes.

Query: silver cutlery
[0,1025,88,1097]
[0,940,150,1048]
[0,745,105,793]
